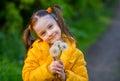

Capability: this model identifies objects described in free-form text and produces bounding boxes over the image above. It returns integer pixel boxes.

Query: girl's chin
[49,39,58,44]
[50,40,56,44]
[48,36,61,44]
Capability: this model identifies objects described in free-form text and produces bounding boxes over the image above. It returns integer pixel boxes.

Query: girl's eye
[48,25,53,29]
[40,31,46,37]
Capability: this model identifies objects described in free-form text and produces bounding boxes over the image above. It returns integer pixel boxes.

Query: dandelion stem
[56,50,62,60]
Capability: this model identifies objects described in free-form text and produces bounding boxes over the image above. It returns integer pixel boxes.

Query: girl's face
[34,15,61,44]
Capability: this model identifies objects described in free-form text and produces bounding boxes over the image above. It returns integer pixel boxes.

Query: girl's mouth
[49,33,56,41]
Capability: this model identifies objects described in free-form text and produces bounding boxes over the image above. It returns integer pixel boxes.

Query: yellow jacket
[22,37,88,81]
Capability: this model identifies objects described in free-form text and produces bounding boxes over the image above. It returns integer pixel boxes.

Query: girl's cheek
[40,36,45,41]
[42,37,47,41]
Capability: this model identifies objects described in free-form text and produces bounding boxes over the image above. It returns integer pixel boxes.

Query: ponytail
[51,5,76,44]
[23,25,35,51]
[52,5,73,37]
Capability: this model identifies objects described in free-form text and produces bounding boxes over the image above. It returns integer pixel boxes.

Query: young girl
[22,5,88,81]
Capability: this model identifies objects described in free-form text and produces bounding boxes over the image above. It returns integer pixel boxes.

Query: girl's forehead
[39,15,55,23]
[34,15,56,29]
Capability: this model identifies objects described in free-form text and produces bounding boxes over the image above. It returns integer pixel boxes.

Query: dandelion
[49,40,68,61]
[49,45,60,60]
[53,41,62,46]
[60,42,68,50]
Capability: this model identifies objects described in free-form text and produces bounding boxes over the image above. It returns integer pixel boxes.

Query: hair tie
[46,7,52,13]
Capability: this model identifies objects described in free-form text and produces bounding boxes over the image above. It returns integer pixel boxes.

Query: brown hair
[23,5,73,51]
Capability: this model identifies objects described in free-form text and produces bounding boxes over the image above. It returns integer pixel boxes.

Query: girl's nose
[47,30,52,37]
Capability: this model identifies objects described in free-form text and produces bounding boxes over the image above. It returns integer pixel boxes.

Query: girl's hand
[49,60,66,81]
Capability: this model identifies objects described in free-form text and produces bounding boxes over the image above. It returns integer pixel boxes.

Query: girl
[22,5,88,81]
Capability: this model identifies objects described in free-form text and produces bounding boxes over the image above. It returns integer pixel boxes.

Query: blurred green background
[0,0,118,81]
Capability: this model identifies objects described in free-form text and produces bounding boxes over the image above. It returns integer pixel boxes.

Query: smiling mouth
[49,33,56,40]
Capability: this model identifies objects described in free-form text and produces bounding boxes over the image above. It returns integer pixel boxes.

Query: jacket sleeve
[65,49,88,81]
[22,48,54,81]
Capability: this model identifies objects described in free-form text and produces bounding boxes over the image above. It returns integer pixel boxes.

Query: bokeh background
[0,0,118,81]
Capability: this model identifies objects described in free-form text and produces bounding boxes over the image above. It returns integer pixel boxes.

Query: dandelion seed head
[49,45,60,57]
[49,40,68,60]
[60,42,68,50]
[53,41,62,46]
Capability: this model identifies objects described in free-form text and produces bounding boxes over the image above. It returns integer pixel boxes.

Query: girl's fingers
[55,64,64,74]
[56,64,63,69]
[56,70,62,75]
[56,60,64,68]
[56,67,64,72]
[50,60,64,74]
[58,60,63,65]
[49,61,58,74]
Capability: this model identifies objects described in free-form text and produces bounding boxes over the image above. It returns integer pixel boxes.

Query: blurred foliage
[0,59,22,81]
[0,0,118,81]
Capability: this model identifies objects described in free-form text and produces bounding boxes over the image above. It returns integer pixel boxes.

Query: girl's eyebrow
[47,23,53,27]
[46,21,52,26]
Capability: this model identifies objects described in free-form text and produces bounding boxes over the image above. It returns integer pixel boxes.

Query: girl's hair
[23,5,73,51]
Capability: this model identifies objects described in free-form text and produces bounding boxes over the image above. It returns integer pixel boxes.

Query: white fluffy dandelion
[49,45,60,57]
[53,41,62,46]
[59,42,68,50]
[49,40,68,61]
